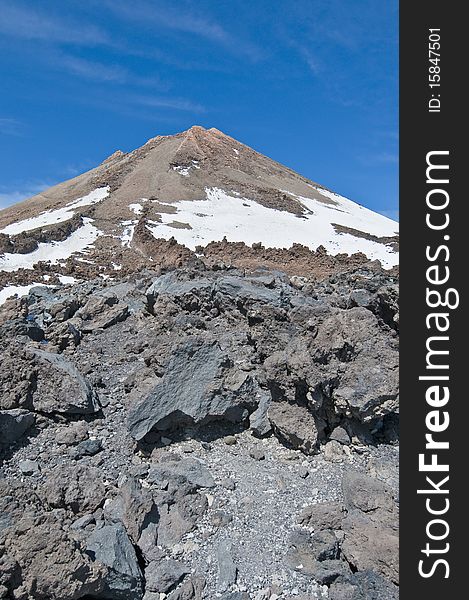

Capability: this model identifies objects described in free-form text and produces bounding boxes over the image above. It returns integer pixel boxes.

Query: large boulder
[340,472,399,585]
[1,514,107,600]
[286,529,350,585]
[262,307,398,430]
[311,309,399,421]
[144,559,190,595]
[127,339,257,440]
[298,502,346,531]
[0,346,36,410]
[41,465,107,515]
[268,401,319,454]
[31,350,100,415]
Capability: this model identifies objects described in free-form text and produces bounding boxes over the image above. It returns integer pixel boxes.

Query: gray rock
[55,421,89,445]
[18,460,39,475]
[262,305,399,429]
[0,409,35,445]
[72,438,103,458]
[298,502,346,531]
[145,559,190,593]
[329,570,399,600]
[341,472,399,584]
[224,435,238,446]
[314,309,399,422]
[214,275,288,307]
[286,528,349,584]
[41,465,106,514]
[349,289,373,308]
[148,457,215,489]
[86,523,143,599]
[82,303,129,332]
[324,440,345,462]
[341,512,399,585]
[217,540,237,592]
[0,345,37,411]
[268,401,318,454]
[71,514,96,530]
[249,448,265,461]
[249,391,272,436]
[288,529,340,563]
[342,471,395,515]
[301,559,351,585]
[167,575,206,600]
[76,293,117,321]
[128,339,256,440]
[210,510,233,528]
[220,477,236,491]
[146,272,212,308]
[330,426,351,445]
[156,492,208,548]
[2,513,107,600]
[142,592,160,600]
[32,349,100,415]
[103,476,159,552]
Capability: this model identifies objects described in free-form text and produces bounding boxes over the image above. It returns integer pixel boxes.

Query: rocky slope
[0,260,399,600]
[1,127,399,599]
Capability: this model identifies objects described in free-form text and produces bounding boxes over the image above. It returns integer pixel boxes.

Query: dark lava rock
[0,409,35,445]
[128,339,256,440]
[86,522,143,599]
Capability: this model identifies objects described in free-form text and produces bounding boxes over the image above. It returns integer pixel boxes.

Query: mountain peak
[0,127,398,295]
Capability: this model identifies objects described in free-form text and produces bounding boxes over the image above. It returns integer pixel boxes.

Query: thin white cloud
[0,1,109,46]
[58,54,166,89]
[289,42,321,75]
[130,94,205,113]
[61,55,128,83]
[101,0,263,61]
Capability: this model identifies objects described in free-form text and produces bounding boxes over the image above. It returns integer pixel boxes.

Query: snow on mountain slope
[147,186,398,268]
[0,187,109,235]
[0,126,398,280]
[0,283,46,305]
[0,218,101,272]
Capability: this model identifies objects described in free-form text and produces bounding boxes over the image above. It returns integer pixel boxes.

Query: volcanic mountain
[0,127,400,598]
[0,125,398,302]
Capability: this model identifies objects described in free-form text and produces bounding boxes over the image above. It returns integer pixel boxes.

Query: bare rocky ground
[0,261,399,600]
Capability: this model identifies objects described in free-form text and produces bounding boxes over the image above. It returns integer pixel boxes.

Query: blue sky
[0,0,398,220]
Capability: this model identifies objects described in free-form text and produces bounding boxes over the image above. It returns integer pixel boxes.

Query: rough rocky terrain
[0,260,399,600]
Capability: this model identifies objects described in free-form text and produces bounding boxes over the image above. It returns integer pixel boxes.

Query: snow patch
[120,220,136,247]
[0,218,102,272]
[146,187,399,268]
[129,203,144,215]
[0,187,109,236]
[172,161,200,177]
[0,283,46,306]
[58,275,77,285]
